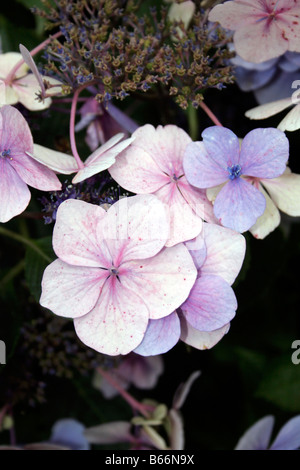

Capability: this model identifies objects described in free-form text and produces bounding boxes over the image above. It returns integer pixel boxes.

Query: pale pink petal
[234,20,289,63]
[74,277,150,355]
[0,159,31,222]
[180,274,237,331]
[153,182,202,247]
[199,223,246,285]
[120,244,197,320]
[134,313,181,356]
[184,236,207,272]
[0,104,33,152]
[249,183,280,240]
[208,1,263,30]
[127,124,191,176]
[0,52,28,79]
[40,259,106,318]
[10,150,62,191]
[85,133,126,164]
[245,98,293,120]
[52,199,109,267]
[1,83,18,106]
[179,313,230,350]
[72,136,135,184]
[109,143,169,194]
[100,194,169,265]
[262,168,300,216]
[13,75,52,111]
[27,144,78,174]
[277,104,300,131]
[172,370,201,410]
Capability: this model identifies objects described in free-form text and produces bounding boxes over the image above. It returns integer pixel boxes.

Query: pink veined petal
[201,126,241,168]
[27,144,78,175]
[180,274,237,332]
[261,168,300,216]
[249,182,280,240]
[235,415,275,450]
[72,136,135,184]
[100,194,169,265]
[214,178,266,233]
[153,181,202,247]
[74,276,150,356]
[178,176,217,224]
[208,1,264,30]
[133,312,181,356]
[239,128,289,178]
[109,142,169,194]
[0,159,31,222]
[120,243,197,321]
[125,124,192,176]
[13,74,52,111]
[281,8,300,52]
[0,52,28,80]
[179,312,230,350]
[0,104,33,153]
[40,259,107,318]
[277,104,300,131]
[53,199,109,268]
[234,19,289,63]
[9,150,62,191]
[245,98,293,120]
[183,141,228,189]
[198,222,246,285]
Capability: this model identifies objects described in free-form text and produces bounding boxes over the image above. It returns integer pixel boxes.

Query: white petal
[249,183,281,240]
[245,98,293,120]
[27,144,78,174]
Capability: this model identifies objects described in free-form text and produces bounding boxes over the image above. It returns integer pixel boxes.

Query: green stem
[0,227,52,263]
[0,259,25,288]
[187,105,199,141]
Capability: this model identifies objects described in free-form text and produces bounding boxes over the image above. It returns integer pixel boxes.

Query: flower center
[1,149,11,158]
[109,267,119,275]
[227,164,242,180]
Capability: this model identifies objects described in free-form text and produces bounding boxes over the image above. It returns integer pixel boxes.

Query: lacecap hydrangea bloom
[134,223,246,356]
[209,0,300,63]
[0,105,62,223]
[183,126,289,233]
[40,195,197,356]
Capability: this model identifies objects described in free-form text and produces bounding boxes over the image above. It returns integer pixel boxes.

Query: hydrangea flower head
[0,105,61,223]
[183,126,289,233]
[209,0,300,63]
[109,124,216,247]
[40,195,197,356]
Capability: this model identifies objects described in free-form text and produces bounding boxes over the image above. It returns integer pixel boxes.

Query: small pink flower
[0,105,61,223]
[93,353,164,399]
[40,195,197,356]
[209,0,300,63]
[109,124,216,247]
[0,52,61,111]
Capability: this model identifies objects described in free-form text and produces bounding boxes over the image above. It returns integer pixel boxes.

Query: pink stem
[97,367,153,418]
[5,31,63,84]
[199,101,223,127]
[69,87,85,169]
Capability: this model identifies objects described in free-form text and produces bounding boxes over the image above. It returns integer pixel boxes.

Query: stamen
[227,164,242,180]
[1,149,11,157]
